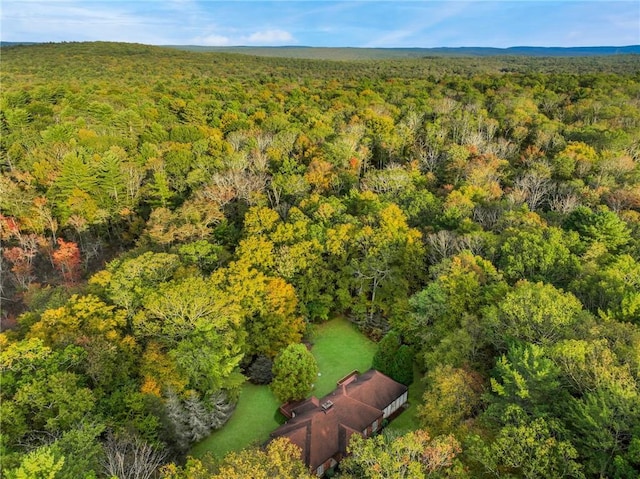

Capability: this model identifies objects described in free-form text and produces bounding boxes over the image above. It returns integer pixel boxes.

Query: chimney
[321,400,334,413]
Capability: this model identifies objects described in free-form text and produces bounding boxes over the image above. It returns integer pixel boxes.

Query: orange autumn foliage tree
[52,238,81,284]
[139,341,188,397]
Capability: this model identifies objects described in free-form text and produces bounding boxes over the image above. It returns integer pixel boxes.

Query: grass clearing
[310,317,377,397]
[386,364,425,434]
[190,383,283,459]
[191,317,377,459]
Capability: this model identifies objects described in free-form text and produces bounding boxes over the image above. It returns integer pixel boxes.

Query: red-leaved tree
[52,238,81,284]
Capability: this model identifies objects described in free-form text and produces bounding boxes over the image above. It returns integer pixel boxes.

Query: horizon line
[2,40,639,50]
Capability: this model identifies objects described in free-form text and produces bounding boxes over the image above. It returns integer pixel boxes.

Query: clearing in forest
[191,317,376,459]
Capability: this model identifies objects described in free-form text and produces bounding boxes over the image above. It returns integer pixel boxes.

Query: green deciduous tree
[26,294,134,391]
[570,254,640,324]
[418,365,484,435]
[5,445,64,479]
[0,336,96,459]
[137,275,245,394]
[271,343,319,403]
[372,331,414,386]
[406,252,506,370]
[170,332,244,395]
[469,409,584,479]
[342,429,463,479]
[168,438,314,479]
[212,261,304,358]
[209,437,314,479]
[49,423,104,479]
[28,294,126,348]
[483,281,588,350]
[340,196,425,335]
[137,275,230,342]
[497,226,579,287]
[176,240,225,274]
[144,198,223,247]
[549,338,637,396]
[238,205,336,322]
[90,251,181,315]
[13,371,95,436]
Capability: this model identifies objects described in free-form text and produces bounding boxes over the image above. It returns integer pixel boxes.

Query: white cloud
[193,29,295,47]
[246,29,294,45]
[3,1,635,48]
[0,0,176,44]
[197,34,232,46]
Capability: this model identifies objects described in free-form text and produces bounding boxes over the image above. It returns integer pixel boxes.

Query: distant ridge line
[2,41,639,60]
[164,44,640,59]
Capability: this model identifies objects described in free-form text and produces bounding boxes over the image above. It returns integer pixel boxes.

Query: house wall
[383,391,408,418]
[316,457,338,476]
[363,415,383,437]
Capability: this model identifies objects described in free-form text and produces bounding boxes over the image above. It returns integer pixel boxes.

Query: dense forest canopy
[1,42,639,478]
[165,45,640,60]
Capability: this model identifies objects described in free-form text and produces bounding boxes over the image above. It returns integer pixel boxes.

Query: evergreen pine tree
[184,391,211,443]
[164,389,190,452]
[208,391,236,430]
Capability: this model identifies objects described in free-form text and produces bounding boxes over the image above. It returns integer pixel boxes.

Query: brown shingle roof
[344,369,408,411]
[280,396,320,419]
[270,369,408,471]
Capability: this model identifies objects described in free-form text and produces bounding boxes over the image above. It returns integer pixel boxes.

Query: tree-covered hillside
[168,44,640,60]
[1,42,639,478]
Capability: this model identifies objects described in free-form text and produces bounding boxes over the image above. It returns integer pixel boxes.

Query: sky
[1,0,639,48]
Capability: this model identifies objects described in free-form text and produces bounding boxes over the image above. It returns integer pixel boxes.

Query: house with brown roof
[270,369,409,477]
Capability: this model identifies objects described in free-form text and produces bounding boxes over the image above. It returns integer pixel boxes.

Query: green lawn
[310,318,377,397]
[191,317,377,459]
[190,383,283,459]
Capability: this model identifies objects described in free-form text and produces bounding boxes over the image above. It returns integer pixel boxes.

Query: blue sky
[2,1,638,48]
